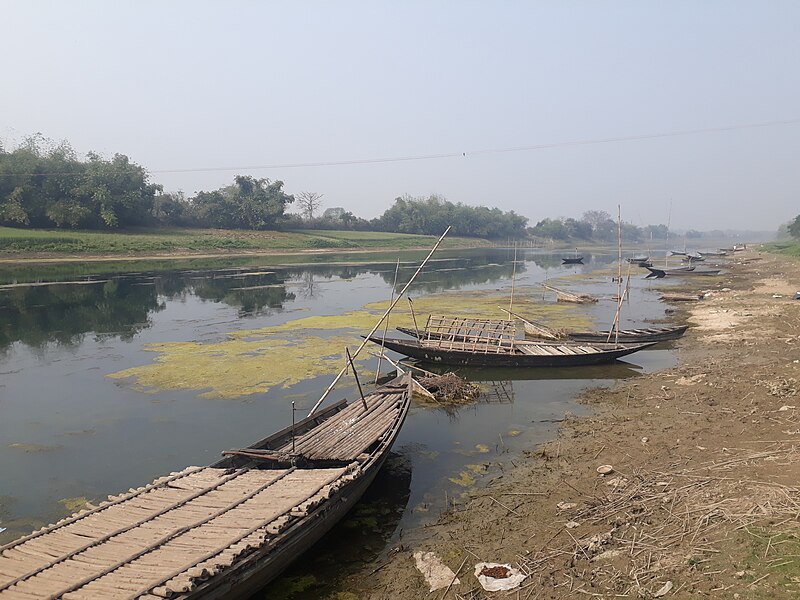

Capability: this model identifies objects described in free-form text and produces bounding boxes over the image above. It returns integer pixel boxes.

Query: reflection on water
[0,249,676,596]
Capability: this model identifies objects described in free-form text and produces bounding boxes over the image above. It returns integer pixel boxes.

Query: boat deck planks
[0,466,350,599]
[0,379,411,599]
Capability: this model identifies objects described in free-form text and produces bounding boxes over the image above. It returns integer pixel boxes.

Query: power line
[2,117,799,178]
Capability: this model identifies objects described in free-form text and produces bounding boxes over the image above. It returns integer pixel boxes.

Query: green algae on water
[59,497,90,513]
[109,288,593,399]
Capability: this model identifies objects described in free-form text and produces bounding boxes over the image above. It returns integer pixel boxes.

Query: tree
[581,210,612,231]
[374,194,527,238]
[189,176,294,230]
[296,191,324,220]
[788,215,800,239]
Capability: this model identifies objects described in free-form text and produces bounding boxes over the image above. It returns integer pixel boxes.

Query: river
[0,248,676,598]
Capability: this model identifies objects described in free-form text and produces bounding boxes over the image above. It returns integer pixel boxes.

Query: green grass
[762,240,800,257]
[0,227,489,257]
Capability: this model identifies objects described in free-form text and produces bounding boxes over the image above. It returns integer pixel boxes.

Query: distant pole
[616,205,622,344]
[509,242,518,313]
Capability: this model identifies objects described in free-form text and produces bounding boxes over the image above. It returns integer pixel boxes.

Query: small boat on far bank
[562,256,584,265]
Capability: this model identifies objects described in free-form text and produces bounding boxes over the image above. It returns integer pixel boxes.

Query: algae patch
[109,288,592,399]
[59,497,90,513]
[448,471,476,487]
[110,335,357,398]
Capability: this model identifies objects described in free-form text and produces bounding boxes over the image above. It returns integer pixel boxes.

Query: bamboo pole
[616,204,622,344]
[408,297,421,339]
[346,348,368,410]
[307,226,451,416]
[374,258,401,383]
[508,241,518,312]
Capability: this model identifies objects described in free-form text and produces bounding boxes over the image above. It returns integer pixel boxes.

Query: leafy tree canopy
[373,194,528,238]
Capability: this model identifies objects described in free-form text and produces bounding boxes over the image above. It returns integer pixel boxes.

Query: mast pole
[508,242,518,313]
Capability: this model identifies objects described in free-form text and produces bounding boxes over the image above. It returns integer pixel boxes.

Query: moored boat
[0,376,412,600]
[560,325,687,343]
[561,257,584,264]
[401,321,688,344]
[369,335,654,368]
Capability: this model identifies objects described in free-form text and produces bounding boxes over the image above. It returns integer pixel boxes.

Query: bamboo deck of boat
[0,382,409,600]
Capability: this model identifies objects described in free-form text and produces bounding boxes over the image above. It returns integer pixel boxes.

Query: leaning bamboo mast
[607,205,624,344]
[616,205,622,344]
[508,241,518,313]
[307,226,451,417]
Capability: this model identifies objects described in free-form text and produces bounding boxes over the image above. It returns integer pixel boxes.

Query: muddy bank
[342,250,800,599]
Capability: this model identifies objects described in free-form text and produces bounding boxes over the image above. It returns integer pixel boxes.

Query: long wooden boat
[647,266,720,277]
[559,325,687,343]
[561,257,584,264]
[400,322,688,344]
[645,265,700,278]
[0,376,412,600]
[368,336,654,368]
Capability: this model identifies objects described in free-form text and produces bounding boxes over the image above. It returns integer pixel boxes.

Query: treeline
[530,211,676,242]
[0,138,527,238]
[0,138,295,231]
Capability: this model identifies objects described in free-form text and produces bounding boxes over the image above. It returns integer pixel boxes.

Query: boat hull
[370,336,654,368]
[188,450,392,599]
[565,325,688,343]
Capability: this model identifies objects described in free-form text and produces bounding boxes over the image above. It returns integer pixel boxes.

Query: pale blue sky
[2,1,798,230]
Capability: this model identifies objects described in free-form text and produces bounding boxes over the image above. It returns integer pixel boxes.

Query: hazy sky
[3,1,799,231]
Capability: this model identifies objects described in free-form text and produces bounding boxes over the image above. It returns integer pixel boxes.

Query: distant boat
[682,253,704,262]
[562,256,584,264]
[669,250,687,256]
[646,265,720,278]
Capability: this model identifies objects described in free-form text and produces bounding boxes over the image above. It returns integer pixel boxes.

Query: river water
[0,248,676,598]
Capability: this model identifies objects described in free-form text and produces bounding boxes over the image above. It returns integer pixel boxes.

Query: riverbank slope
[348,249,800,599]
[0,227,494,262]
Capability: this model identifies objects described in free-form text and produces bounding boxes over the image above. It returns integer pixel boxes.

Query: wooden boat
[644,265,696,278]
[558,325,687,343]
[561,257,584,264]
[400,322,687,344]
[699,251,727,257]
[669,250,687,256]
[0,376,412,600]
[369,335,654,368]
[626,256,652,267]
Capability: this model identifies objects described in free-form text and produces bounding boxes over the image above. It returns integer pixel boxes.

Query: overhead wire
[1,116,799,178]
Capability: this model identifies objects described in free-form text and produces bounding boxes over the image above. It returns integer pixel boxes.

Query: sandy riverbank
[343,249,800,599]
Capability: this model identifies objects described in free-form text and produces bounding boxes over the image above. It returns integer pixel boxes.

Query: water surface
[0,248,676,596]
